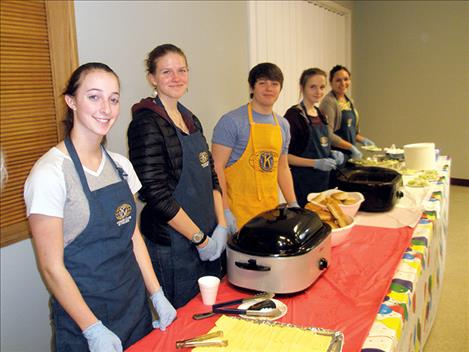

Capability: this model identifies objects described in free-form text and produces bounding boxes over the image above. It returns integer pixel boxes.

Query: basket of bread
[305,190,363,247]
[307,189,364,217]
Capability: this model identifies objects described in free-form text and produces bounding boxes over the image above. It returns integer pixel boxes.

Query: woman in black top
[127,44,227,308]
[284,68,344,207]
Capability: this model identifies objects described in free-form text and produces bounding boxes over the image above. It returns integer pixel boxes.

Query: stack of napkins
[193,315,334,351]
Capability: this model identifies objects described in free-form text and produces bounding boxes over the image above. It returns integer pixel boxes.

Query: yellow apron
[224,103,282,228]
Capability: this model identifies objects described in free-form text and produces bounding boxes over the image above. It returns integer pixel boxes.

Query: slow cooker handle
[235,259,271,271]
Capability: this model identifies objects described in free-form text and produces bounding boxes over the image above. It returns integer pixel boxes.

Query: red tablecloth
[127,225,413,352]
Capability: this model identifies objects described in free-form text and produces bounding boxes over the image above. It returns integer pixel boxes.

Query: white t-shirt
[24,147,141,247]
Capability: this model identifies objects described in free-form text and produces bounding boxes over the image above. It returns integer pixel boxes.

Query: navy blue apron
[333,95,357,159]
[291,104,331,207]
[51,138,152,351]
[150,125,221,309]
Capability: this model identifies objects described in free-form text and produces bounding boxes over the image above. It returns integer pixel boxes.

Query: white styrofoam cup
[198,276,220,305]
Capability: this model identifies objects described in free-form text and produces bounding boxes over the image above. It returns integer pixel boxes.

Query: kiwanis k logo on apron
[115,203,132,226]
[320,136,329,148]
[198,151,209,168]
[249,151,278,172]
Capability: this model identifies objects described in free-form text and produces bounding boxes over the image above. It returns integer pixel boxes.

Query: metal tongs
[176,331,228,349]
[192,292,276,320]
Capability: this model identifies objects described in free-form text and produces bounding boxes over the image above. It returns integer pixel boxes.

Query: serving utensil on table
[247,299,276,310]
[176,330,228,349]
[192,292,275,320]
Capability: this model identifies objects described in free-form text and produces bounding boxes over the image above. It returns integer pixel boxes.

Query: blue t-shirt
[212,104,291,167]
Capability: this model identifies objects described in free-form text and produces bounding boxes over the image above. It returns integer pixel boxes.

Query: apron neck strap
[64,137,92,197]
[103,148,127,182]
[247,102,278,125]
[300,101,311,122]
[64,138,126,195]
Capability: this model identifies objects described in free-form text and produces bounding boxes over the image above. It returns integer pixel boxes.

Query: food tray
[348,158,402,171]
[193,315,344,352]
[243,316,345,352]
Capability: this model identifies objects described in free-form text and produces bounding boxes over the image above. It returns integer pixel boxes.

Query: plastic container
[404,143,436,170]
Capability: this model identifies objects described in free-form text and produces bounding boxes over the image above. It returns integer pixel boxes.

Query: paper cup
[198,276,220,305]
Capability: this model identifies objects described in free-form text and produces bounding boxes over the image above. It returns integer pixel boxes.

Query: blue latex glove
[314,158,337,171]
[350,145,363,159]
[361,138,376,146]
[83,321,122,352]
[224,208,238,234]
[287,201,300,208]
[330,150,345,165]
[196,236,217,261]
[209,224,228,261]
[150,287,177,331]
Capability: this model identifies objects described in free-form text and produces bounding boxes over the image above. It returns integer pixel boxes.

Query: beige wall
[351,1,469,179]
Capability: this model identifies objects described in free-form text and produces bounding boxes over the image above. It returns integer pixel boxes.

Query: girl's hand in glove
[209,225,228,261]
[330,150,344,165]
[314,158,337,171]
[150,288,177,331]
[196,236,217,261]
[361,138,376,146]
[350,145,363,159]
[223,209,238,235]
[83,321,122,352]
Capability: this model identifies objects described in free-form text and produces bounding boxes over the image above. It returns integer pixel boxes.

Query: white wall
[74,0,250,155]
[0,1,249,351]
[0,240,52,352]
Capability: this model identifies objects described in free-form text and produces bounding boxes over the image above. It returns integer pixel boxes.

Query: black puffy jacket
[127,97,220,244]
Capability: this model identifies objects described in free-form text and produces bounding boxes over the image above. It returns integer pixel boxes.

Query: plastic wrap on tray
[192,315,343,352]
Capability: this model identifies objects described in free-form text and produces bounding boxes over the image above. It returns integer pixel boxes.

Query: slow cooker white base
[226,235,331,294]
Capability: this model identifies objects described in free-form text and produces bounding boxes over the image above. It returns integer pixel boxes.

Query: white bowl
[307,189,364,218]
[330,216,355,247]
[336,192,364,217]
[386,150,405,161]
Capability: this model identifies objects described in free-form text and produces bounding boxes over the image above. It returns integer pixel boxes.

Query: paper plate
[237,298,287,321]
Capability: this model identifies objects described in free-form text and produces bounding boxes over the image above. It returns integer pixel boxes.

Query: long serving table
[362,157,450,352]
[127,158,450,352]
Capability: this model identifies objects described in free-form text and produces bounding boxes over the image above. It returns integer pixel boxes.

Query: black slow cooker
[336,166,403,212]
[226,205,331,294]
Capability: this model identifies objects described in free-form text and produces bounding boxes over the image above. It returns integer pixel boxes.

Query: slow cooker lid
[337,166,401,185]
[229,206,330,256]
[336,166,403,212]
